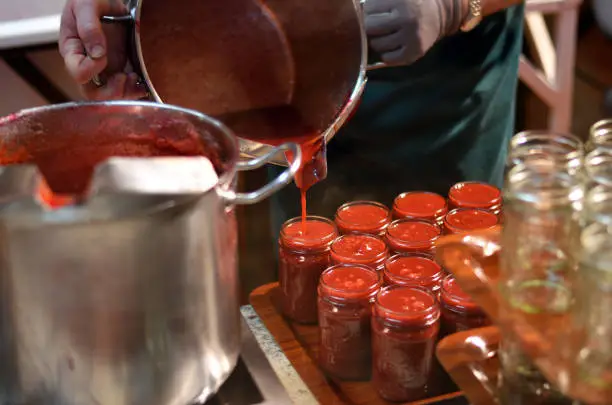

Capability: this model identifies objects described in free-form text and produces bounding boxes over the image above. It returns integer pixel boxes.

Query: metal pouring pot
[101,0,386,166]
[0,101,301,405]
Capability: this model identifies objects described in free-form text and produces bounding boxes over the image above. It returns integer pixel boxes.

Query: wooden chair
[519,0,584,133]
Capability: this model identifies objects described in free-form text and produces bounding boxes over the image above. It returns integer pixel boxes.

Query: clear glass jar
[278,216,338,324]
[507,130,583,178]
[585,148,612,189]
[573,221,612,393]
[318,264,381,380]
[439,275,490,338]
[392,191,448,224]
[383,253,443,294]
[334,200,391,236]
[499,162,582,405]
[330,233,389,271]
[587,119,612,152]
[443,208,499,235]
[583,184,612,227]
[384,219,441,255]
[502,163,583,313]
[372,286,440,402]
[448,181,502,215]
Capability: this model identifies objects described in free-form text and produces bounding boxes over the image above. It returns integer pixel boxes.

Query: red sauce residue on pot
[139,0,338,226]
[318,264,381,380]
[0,116,225,205]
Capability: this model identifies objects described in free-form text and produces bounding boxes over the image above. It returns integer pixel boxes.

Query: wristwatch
[460,0,483,32]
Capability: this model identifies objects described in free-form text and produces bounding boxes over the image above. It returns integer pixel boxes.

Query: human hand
[364,0,466,66]
[59,0,147,100]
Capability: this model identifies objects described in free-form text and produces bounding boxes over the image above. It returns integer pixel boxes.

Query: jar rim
[319,264,381,299]
[280,216,338,249]
[384,253,442,282]
[448,181,502,208]
[335,200,391,229]
[374,285,440,324]
[444,208,499,233]
[386,218,441,241]
[393,191,448,217]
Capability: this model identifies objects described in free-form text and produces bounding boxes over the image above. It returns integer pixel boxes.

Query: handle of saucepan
[220,142,302,205]
[93,15,138,87]
[358,0,391,71]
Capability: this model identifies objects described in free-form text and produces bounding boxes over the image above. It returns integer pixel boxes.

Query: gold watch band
[460,0,483,32]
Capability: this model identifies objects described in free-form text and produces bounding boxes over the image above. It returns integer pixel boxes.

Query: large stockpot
[0,101,301,405]
[101,0,385,165]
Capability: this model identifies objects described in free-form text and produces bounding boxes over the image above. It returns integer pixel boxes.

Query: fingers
[74,0,108,60]
[380,46,419,66]
[82,73,148,101]
[369,29,404,52]
[364,12,401,37]
[59,0,127,85]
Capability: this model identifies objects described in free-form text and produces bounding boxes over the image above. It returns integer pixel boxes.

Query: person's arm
[365,0,526,66]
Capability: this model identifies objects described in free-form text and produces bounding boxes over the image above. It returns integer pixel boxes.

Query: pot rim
[0,100,241,186]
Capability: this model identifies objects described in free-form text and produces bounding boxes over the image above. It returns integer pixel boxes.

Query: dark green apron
[268,5,525,237]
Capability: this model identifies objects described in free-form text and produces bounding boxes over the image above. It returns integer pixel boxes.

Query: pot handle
[220,142,302,205]
[359,0,391,71]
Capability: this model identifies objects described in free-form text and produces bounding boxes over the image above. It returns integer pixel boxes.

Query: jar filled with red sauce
[279,216,338,324]
[383,253,444,294]
[330,233,389,272]
[385,219,441,255]
[443,208,499,235]
[318,264,381,380]
[392,191,448,224]
[440,274,491,337]
[334,201,391,236]
[372,286,441,402]
[448,181,502,214]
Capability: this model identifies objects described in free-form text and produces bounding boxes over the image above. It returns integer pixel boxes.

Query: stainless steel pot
[101,0,386,166]
[0,101,301,405]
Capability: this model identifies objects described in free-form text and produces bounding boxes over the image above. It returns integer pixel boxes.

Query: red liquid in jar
[448,181,502,214]
[383,253,443,293]
[318,264,381,380]
[440,274,490,337]
[279,216,338,324]
[385,219,441,254]
[393,191,448,224]
[335,201,391,236]
[443,208,499,234]
[372,286,441,402]
[330,233,389,271]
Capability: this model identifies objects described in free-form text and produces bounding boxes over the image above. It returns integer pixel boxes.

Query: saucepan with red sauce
[100,0,386,169]
[0,100,301,405]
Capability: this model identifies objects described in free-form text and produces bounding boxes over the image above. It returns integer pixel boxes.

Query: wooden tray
[250,282,468,405]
